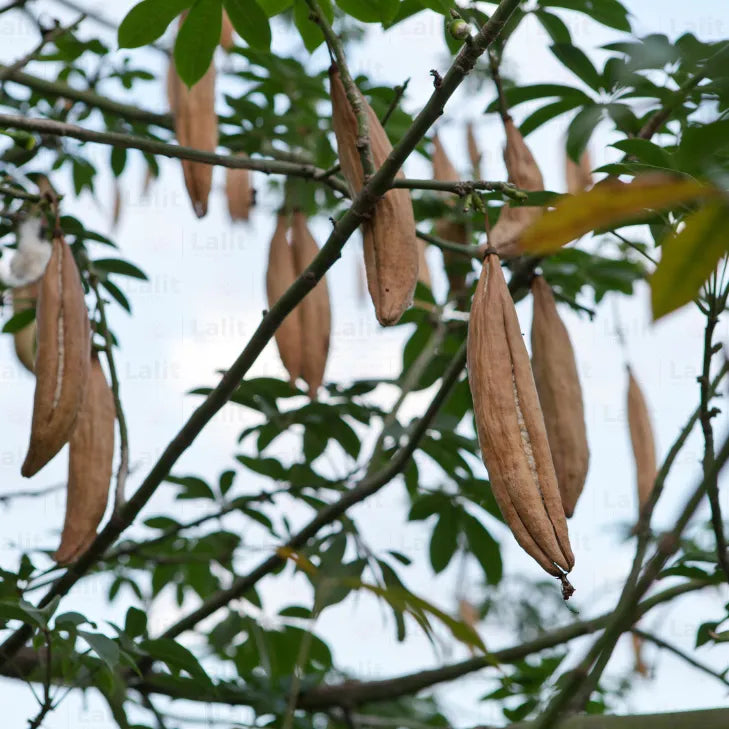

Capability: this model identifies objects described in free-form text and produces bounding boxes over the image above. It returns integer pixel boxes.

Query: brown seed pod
[489,118,544,257]
[329,65,418,326]
[266,213,303,385]
[566,150,593,195]
[291,212,331,399]
[220,9,234,50]
[225,165,252,222]
[22,235,90,478]
[467,254,574,587]
[466,122,481,179]
[167,59,217,218]
[531,276,589,518]
[54,353,115,564]
[627,367,657,510]
[632,633,649,677]
[432,133,470,305]
[12,283,38,373]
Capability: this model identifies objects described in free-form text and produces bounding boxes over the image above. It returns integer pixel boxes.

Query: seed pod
[330,65,418,326]
[489,118,544,257]
[467,254,574,588]
[266,214,302,385]
[220,9,234,50]
[416,239,431,290]
[566,150,593,195]
[466,122,481,179]
[167,59,217,218]
[54,353,115,564]
[22,235,90,478]
[531,276,589,517]
[111,182,122,229]
[432,133,470,305]
[12,283,38,373]
[627,367,657,510]
[226,165,252,222]
[632,633,649,677]
[291,212,330,399]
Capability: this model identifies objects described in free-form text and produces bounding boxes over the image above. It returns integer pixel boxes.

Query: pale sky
[0,1,727,727]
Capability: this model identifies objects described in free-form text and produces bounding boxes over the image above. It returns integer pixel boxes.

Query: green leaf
[2,308,35,333]
[293,0,322,52]
[223,0,271,50]
[566,105,602,162]
[124,607,148,637]
[429,506,460,574]
[336,0,398,24]
[463,514,502,585]
[257,0,291,13]
[79,630,120,670]
[141,638,212,683]
[535,10,571,44]
[174,0,222,86]
[118,0,191,49]
[651,202,729,320]
[551,43,602,91]
[92,258,148,280]
[520,98,582,137]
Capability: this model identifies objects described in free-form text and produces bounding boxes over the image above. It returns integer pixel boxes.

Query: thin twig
[305,0,375,178]
[698,283,729,582]
[416,229,480,259]
[0,184,42,203]
[0,482,64,505]
[27,631,53,729]
[0,14,85,84]
[631,628,729,689]
[381,78,410,126]
[89,275,129,513]
[393,177,525,200]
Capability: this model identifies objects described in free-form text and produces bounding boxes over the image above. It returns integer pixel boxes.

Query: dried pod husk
[291,212,331,399]
[54,353,115,564]
[490,118,544,257]
[226,165,252,222]
[167,59,217,218]
[467,254,574,584]
[417,239,432,290]
[266,214,303,385]
[627,368,657,510]
[466,122,481,179]
[111,182,122,229]
[566,150,593,195]
[531,276,589,518]
[329,65,418,326]
[12,283,38,373]
[22,236,91,477]
[432,133,470,305]
[632,633,649,677]
[220,9,234,50]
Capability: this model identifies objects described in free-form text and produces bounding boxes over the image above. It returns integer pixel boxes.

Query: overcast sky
[0,1,728,727]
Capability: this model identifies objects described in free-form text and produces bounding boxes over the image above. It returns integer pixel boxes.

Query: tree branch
[0,66,172,127]
[305,0,375,178]
[416,229,480,259]
[0,113,351,196]
[89,275,130,513]
[0,0,522,671]
[632,628,729,690]
[392,178,525,200]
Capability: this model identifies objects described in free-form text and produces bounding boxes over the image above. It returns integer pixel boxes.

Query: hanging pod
[489,118,544,257]
[291,212,331,399]
[22,235,90,477]
[167,55,218,218]
[531,276,589,517]
[432,132,471,306]
[266,213,303,386]
[329,65,418,326]
[467,254,575,590]
[54,353,115,564]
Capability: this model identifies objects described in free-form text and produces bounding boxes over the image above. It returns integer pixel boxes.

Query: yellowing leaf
[651,201,729,320]
[519,175,714,254]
